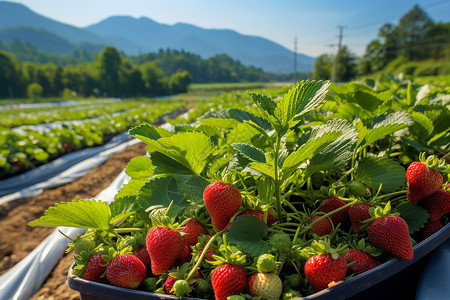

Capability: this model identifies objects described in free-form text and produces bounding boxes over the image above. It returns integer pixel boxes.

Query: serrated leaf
[226,122,265,147]
[125,156,155,179]
[415,84,431,104]
[396,202,429,233]
[359,111,413,147]
[157,131,215,175]
[355,157,406,193]
[247,161,275,179]
[115,179,147,199]
[353,89,383,111]
[226,215,269,257]
[308,120,358,174]
[410,112,434,139]
[137,176,189,215]
[282,120,343,176]
[232,143,266,163]
[110,196,138,223]
[228,108,272,131]
[28,200,111,230]
[199,117,238,129]
[128,124,166,153]
[175,174,210,205]
[248,93,277,119]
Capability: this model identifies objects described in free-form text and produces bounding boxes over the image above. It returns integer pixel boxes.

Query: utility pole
[293,37,298,84]
[332,26,344,82]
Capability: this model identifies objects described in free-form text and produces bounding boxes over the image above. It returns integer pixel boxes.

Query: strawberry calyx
[72,243,106,277]
[359,202,400,231]
[310,239,348,261]
[419,152,449,173]
[346,238,382,257]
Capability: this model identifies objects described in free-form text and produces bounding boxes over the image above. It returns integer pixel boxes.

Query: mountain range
[0,1,315,73]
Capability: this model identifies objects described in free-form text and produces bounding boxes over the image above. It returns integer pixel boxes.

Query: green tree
[27,82,43,99]
[396,5,433,60]
[0,50,23,98]
[335,46,357,82]
[98,46,122,96]
[141,62,168,96]
[169,71,193,94]
[313,54,333,80]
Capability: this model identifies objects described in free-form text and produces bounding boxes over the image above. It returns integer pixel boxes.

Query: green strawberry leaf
[396,202,429,233]
[307,119,358,174]
[228,108,273,131]
[128,123,167,153]
[358,111,413,147]
[137,176,190,216]
[28,200,111,230]
[232,143,266,163]
[355,156,406,193]
[115,179,147,200]
[226,215,269,257]
[199,117,238,129]
[125,156,155,179]
[158,131,216,175]
[110,196,138,224]
[175,174,210,206]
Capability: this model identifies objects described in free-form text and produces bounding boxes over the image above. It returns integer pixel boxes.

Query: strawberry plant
[28,78,449,298]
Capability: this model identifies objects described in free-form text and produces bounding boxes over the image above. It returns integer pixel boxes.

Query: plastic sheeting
[0,132,139,205]
[0,170,131,300]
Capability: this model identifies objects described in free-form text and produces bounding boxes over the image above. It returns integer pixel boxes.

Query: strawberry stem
[185,227,228,281]
[274,134,284,223]
[299,200,358,236]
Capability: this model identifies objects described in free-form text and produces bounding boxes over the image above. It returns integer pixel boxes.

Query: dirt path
[0,142,148,300]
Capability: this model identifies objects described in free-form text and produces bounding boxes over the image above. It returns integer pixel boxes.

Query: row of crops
[0,98,187,177]
[30,74,449,299]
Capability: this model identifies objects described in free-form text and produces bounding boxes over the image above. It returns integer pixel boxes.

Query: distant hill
[0,1,315,73]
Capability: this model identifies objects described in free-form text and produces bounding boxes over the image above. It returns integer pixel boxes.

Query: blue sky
[5,0,450,57]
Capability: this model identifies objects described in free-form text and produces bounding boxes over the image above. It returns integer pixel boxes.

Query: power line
[332,26,344,82]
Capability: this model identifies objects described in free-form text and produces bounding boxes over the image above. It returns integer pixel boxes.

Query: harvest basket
[67,223,450,300]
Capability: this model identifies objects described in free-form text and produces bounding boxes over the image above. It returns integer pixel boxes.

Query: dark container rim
[67,223,450,300]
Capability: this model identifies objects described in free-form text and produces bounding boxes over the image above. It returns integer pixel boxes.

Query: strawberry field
[4,74,450,299]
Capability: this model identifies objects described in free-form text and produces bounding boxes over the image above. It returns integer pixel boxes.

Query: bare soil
[0,142,148,300]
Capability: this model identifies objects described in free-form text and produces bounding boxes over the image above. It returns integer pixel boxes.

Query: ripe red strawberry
[203,182,243,231]
[304,253,347,292]
[146,226,184,275]
[344,249,381,275]
[406,161,443,203]
[318,197,349,226]
[417,220,444,241]
[182,218,209,247]
[211,264,247,300]
[164,275,177,295]
[367,215,413,260]
[200,246,216,262]
[105,254,147,289]
[247,272,282,300]
[236,210,276,226]
[310,215,332,236]
[83,253,107,283]
[419,189,450,222]
[349,203,372,233]
[133,246,151,269]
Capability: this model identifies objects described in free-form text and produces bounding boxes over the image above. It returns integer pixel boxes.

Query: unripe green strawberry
[344,249,381,275]
[367,215,413,260]
[406,161,443,203]
[173,279,192,297]
[269,231,291,253]
[304,253,347,292]
[227,296,246,300]
[105,254,147,289]
[256,253,276,273]
[203,182,243,231]
[146,226,183,275]
[141,277,159,291]
[82,253,107,283]
[348,181,367,197]
[247,272,282,300]
[211,264,247,300]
